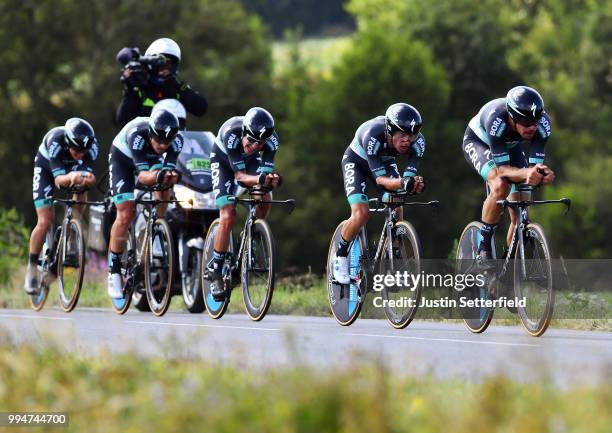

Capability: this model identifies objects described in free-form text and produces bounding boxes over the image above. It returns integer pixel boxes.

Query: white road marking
[347,332,537,347]
[126,320,280,332]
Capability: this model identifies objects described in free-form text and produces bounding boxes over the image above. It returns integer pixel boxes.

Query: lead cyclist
[461,85,556,268]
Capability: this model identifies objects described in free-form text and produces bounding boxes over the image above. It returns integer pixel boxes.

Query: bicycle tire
[144,218,174,317]
[29,229,53,311]
[380,220,422,329]
[182,245,205,313]
[57,219,85,312]
[110,230,137,315]
[455,221,495,333]
[201,219,230,319]
[327,221,367,326]
[514,222,554,337]
[242,219,276,321]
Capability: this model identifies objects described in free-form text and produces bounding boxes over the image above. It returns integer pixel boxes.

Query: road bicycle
[110,183,179,316]
[456,178,570,336]
[202,187,295,321]
[30,186,104,312]
[327,192,439,328]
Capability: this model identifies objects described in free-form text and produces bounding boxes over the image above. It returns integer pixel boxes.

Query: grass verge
[0,340,610,433]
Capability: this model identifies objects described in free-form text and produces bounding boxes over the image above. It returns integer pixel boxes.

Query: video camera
[116,47,170,87]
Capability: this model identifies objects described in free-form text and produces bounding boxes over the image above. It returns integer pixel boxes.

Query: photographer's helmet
[153,99,187,130]
[148,109,180,142]
[506,86,544,125]
[64,118,96,151]
[385,103,422,136]
[145,38,181,63]
[242,107,275,141]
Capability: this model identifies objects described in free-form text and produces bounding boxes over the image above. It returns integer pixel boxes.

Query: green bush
[0,208,28,286]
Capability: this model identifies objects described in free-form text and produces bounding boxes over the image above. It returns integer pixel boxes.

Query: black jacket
[116,76,207,128]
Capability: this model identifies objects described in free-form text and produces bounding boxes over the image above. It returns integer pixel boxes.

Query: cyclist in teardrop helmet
[25,118,99,294]
[462,85,555,268]
[206,107,282,300]
[116,37,207,127]
[332,103,427,285]
[107,109,183,298]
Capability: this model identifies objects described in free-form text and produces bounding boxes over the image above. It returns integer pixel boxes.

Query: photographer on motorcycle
[115,37,208,128]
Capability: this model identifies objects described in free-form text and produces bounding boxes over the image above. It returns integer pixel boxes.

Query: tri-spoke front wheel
[201,219,231,319]
[327,221,367,326]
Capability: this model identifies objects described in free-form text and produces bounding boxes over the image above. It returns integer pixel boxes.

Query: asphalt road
[1,308,610,387]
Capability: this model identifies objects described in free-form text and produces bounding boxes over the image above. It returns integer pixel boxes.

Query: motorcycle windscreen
[176,131,215,193]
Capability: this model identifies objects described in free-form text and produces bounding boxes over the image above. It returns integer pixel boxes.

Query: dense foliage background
[1,0,610,271]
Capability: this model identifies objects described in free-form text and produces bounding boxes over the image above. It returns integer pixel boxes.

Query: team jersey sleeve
[529,114,552,165]
[80,139,99,172]
[46,135,67,178]
[260,132,279,173]
[128,130,152,173]
[403,134,426,176]
[224,131,248,172]
[162,134,184,170]
[363,132,387,178]
[484,114,511,166]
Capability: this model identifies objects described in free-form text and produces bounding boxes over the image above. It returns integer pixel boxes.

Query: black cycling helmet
[506,86,544,125]
[148,109,179,142]
[385,103,423,136]
[242,107,275,141]
[64,118,95,150]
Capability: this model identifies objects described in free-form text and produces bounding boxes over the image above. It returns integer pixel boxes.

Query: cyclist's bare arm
[235,171,261,188]
[375,176,402,191]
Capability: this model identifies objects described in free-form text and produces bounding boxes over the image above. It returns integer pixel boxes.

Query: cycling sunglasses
[515,116,541,127]
[245,135,265,145]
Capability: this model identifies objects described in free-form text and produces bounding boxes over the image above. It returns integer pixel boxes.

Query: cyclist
[107,109,183,298]
[206,107,281,299]
[152,98,187,130]
[462,85,555,267]
[333,103,426,285]
[116,37,207,127]
[25,118,98,294]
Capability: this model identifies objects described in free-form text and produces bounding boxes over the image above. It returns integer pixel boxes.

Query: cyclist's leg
[30,153,55,257]
[340,148,370,251]
[506,147,530,246]
[108,147,136,284]
[209,151,237,279]
[26,154,55,291]
[462,128,510,254]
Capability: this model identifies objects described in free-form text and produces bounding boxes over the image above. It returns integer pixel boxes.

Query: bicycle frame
[223,192,295,283]
[353,195,439,289]
[131,189,179,273]
[49,195,105,271]
[493,184,570,281]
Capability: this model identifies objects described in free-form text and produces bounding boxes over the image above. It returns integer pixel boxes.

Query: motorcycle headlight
[174,184,196,209]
